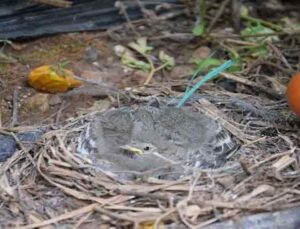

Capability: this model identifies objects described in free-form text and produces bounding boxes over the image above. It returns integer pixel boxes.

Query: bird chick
[76,106,237,180]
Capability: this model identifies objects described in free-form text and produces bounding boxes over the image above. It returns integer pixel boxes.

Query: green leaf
[193,58,241,74]
[158,51,175,70]
[192,23,205,36]
[226,47,240,60]
[128,37,153,55]
[121,55,151,72]
[193,58,222,72]
[241,23,279,42]
[114,44,151,72]
[240,5,249,17]
[58,60,70,69]
[240,4,282,31]
[226,59,242,73]
[248,46,268,58]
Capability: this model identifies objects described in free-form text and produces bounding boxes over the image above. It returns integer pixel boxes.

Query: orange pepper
[28,65,82,93]
[286,72,300,116]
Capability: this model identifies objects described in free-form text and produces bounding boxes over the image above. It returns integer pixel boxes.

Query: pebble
[49,95,62,106]
[0,131,43,162]
[85,46,98,63]
[191,46,211,61]
[25,93,50,112]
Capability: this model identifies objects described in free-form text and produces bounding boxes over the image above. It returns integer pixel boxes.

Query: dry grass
[1,83,299,228]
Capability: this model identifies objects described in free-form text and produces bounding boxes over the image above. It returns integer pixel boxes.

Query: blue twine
[176,60,234,108]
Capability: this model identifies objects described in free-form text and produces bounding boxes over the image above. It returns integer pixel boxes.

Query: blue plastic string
[176,60,234,108]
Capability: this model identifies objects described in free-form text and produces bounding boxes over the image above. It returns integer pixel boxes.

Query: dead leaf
[28,65,82,93]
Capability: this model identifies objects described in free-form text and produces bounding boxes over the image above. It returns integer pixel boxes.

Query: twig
[244,59,294,75]
[72,76,114,89]
[0,99,2,128]
[134,0,156,21]
[220,72,284,99]
[55,101,66,124]
[95,206,137,224]
[10,89,19,127]
[211,30,300,39]
[207,0,230,32]
[248,150,293,173]
[16,203,98,229]
[176,174,201,229]
[0,130,37,171]
[154,208,177,229]
[114,189,178,202]
[268,42,294,71]
[72,211,93,229]
[144,62,169,85]
[32,0,72,8]
[115,1,141,38]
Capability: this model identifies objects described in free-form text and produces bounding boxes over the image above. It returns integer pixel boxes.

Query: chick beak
[119,145,143,155]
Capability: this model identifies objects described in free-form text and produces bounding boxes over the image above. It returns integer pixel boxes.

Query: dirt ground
[1,1,298,128]
[0,32,134,126]
[0,17,197,127]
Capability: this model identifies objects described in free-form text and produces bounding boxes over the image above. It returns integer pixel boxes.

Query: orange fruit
[286,72,300,116]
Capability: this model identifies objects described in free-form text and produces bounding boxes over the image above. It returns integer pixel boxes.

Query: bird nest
[1,84,299,228]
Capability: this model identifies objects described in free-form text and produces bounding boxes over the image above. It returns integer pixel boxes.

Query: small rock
[170,65,193,79]
[183,205,202,218]
[130,70,149,85]
[49,95,62,106]
[0,136,16,161]
[217,175,235,188]
[84,46,98,63]
[4,94,13,102]
[25,93,49,113]
[0,131,42,162]
[191,46,211,61]
[17,131,43,143]
[89,99,111,112]
[106,56,114,64]
[81,70,104,82]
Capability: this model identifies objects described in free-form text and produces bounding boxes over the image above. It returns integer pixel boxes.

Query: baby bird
[77,106,237,180]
